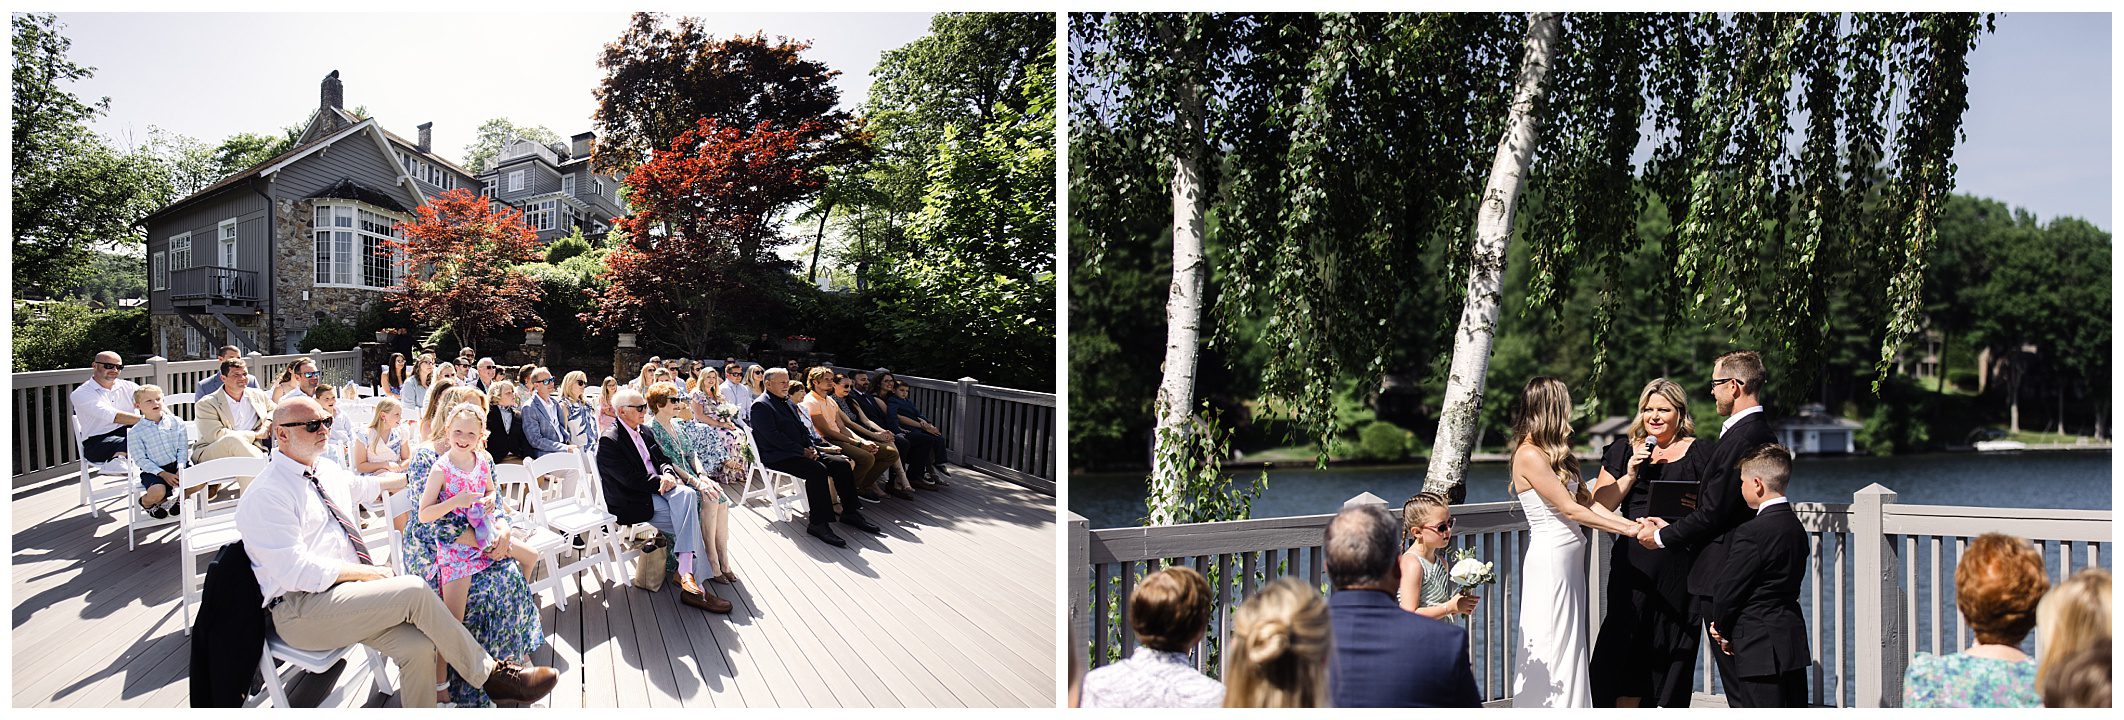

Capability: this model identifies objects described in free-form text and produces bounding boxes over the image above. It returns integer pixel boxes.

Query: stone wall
[271,197,394,353]
[150,312,266,361]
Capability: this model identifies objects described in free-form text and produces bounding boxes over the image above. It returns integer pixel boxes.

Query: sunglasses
[622,404,648,412]
[532,377,553,385]
[1421,518,1455,535]
[95,362,124,370]
[302,371,322,378]
[1709,377,1739,391]
[277,416,335,433]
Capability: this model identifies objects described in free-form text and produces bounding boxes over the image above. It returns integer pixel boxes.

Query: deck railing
[10,349,363,486]
[829,366,1055,495]
[167,265,262,304]
[1066,484,2111,708]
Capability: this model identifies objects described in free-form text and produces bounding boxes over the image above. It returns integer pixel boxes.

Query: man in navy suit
[1325,504,1483,708]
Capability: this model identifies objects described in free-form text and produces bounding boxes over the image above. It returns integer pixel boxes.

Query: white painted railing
[11,349,363,486]
[828,366,1055,495]
[1066,484,2111,708]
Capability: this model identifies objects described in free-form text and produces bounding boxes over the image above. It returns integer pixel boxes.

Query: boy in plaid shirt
[126,385,189,518]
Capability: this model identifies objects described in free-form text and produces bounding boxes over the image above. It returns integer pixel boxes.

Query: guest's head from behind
[1737,443,1793,509]
[1958,533,2049,648]
[2041,641,2110,708]
[1131,565,1212,653]
[2037,568,2111,702]
[1711,349,1766,414]
[1325,504,1400,592]
[1401,492,1453,550]
[1223,577,1331,708]
[1629,377,1695,443]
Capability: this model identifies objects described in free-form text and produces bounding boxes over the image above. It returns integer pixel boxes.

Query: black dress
[1589,436,1709,707]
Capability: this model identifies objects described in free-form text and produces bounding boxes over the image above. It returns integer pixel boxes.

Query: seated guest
[520,367,574,460]
[2043,642,2111,708]
[686,381,751,484]
[415,376,463,442]
[718,362,755,416]
[352,397,412,515]
[2037,568,2111,705]
[783,382,856,515]
[1903,532,2049,707]
[469,357,500,394]
[630,361,658,394]
[1325,503,1482,707]
[402,354,435,418]
[595,387,732,613]
[646,382,736,585]
[558,371,597,452]
[126,384,190,518]
[384,352,409,401]
[802,368,893,503]
[1079,565,1223,707]
[835,374,915,499]
[192,358,272,462]
[886,378,950,487]
[193,345,257,398]
[312,384,354,469]
[274,358,321,402]
[1224,577,1332,708]
[233,397,558,708]
[72,350,142,465]
[484,380,531,463]
[597,377,622,437]
[751,368,878,548]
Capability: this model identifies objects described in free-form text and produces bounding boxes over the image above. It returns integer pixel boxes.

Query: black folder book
[1648,480,1697,519]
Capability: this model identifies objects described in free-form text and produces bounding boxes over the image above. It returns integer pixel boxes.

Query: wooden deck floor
[11,466,1057,708]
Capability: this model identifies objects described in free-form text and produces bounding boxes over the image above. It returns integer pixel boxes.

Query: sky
[58,12,938,171]
[1951,12,2110,231]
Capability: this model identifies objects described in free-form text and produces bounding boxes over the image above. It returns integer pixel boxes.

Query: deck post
[953,377,977,465]
[1068,511,1091,675]
[146,355,170,394]
[1344,491,1389,512]
[1852,483,1904,707]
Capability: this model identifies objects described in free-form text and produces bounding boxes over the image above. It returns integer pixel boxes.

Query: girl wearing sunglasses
[1398,491,1480,620]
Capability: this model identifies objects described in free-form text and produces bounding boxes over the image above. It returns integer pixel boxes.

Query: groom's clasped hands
[1630,516,1669,549]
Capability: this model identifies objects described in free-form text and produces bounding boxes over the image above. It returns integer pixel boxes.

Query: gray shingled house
[141,71,627,359]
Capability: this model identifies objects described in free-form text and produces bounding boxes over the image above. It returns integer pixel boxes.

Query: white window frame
[168,232,192,272]
[561,174,575,196]
[523,199,556,232]
[151,251,167,291]
[218,219,239,267]
[312,201,408,292]
[482,177,496,197]
[508,170,525,192]
[185,325,208,358]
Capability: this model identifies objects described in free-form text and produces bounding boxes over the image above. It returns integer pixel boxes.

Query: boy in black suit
[1709,444,1812,707]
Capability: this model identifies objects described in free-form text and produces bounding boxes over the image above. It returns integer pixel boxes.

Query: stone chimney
[571,131,596,160]
[320,70,343,112]
[417,122,433,153]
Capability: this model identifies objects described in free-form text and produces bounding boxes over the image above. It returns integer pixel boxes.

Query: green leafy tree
[462,118,561,173]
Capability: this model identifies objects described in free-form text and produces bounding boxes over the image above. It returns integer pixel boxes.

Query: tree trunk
[1421,12,1561,500]
[808,198,834,284]
[1147,65,1209,527]
[1935,331,1949,394]
[2007,360,2022,434]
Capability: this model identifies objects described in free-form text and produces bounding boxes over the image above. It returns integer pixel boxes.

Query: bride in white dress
[1508,377,1649,708]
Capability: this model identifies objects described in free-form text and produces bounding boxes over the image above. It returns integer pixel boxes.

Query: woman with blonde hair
[1590,377,1715,706]
[557,371,595,451]
[1509,376,1641,707]
[1223,577,1332,708]
[416,375,462,441]
[2037,568,2110,703]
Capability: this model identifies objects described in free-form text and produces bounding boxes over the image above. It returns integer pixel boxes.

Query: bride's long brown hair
[1512,376,1587,504]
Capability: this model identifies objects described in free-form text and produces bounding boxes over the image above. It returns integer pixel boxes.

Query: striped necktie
[303,469,371,565]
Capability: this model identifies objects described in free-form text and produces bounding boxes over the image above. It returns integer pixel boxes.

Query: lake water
[1071,451,2114,529]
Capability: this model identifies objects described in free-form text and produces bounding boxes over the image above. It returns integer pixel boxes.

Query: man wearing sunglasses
[279,358,322,402]
[520,367,573,460]
[594,387,731,613]
[718,362,754,418]
[71,351,143,465]
[1634,349,1777,702]
[234,397,560,706]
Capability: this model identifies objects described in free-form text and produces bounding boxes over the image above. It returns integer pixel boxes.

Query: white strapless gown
[1512,487,1592,707]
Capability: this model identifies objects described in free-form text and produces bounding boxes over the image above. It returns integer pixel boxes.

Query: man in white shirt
[717,362,754,419]
[279,358,321,402]
[193,358,273,462]
[234,397,559,707]
[71,351,142,464]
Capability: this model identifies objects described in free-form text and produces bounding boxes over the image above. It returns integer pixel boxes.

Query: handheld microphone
[1641,436,1658,466]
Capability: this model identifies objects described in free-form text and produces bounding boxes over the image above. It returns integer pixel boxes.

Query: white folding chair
[255,633,391,708]
[177,456,262,633]
[576,452,663,582]
[124,450,184,550]
[72,413,134,520]
[526,452,616,589]
[493,463,590,609]
[738,427,808,523]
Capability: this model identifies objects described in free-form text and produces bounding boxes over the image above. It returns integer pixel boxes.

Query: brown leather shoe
[887,487,917,500]
[481,660,559,703]
[681,586,734,613]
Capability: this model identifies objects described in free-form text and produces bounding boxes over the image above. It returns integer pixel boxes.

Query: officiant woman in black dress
[1589,378,1712,707]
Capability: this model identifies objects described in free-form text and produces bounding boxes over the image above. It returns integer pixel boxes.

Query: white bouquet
[1447,547,1496,588]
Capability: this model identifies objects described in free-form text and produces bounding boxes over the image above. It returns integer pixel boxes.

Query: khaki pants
[269,575,496,708]
[194,434,267,463]
[827,439,898,493]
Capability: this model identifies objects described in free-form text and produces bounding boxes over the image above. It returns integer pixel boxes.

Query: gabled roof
[307,106,475,180]
[140,118,427,227]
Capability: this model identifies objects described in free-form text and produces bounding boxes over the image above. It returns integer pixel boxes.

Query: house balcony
[168,266,263,311]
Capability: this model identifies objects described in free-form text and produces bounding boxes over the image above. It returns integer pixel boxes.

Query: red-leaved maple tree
[592,118,827,349]
[386,188,545,352]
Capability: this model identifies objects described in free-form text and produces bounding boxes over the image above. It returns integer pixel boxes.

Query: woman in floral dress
[687,382,751,484]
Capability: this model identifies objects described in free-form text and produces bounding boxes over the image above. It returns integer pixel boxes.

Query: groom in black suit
[1709,444,1812,707]
[1636,349,1778,699]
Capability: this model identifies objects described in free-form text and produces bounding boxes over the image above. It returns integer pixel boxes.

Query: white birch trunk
[1422,12,1562,499]
[1148,76,1209,527]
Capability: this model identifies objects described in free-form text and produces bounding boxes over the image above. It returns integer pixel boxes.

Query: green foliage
[301,314,358,353]
[520,247,613,370]
[52,250,146,307]
[211,129,300,176]
[12,303,148,371]
[1354,421,1417,462]
[462,118,561,174]
[545,229,592,264]
[1150,407,1268,526]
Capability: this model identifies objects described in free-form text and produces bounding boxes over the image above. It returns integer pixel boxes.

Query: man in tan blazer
[193,358,273,462]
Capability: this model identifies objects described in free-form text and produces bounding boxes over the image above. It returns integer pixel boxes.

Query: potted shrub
[524,326,546,345]
[617,332,638,348]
